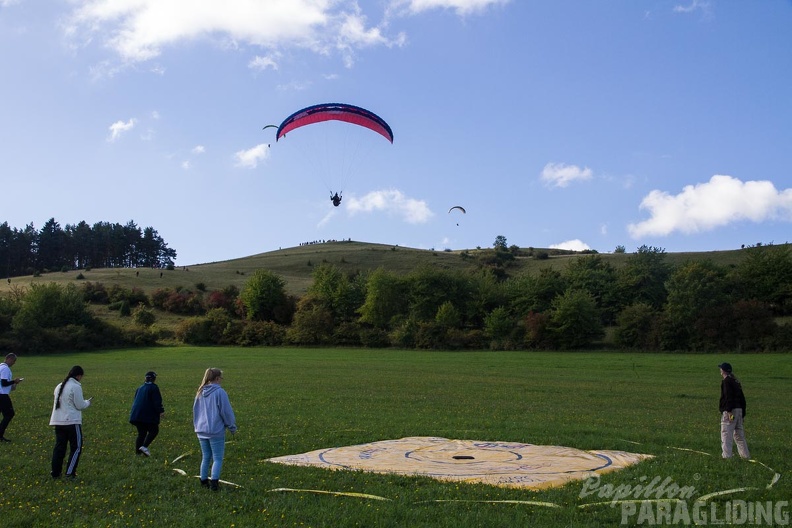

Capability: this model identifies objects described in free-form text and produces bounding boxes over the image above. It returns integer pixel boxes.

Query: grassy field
[0,241,752,298]
[0,348,789,527]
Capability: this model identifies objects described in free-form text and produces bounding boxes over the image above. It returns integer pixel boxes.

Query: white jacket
[49,378,91,425]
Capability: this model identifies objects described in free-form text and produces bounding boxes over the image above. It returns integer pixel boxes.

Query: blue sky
[1,0,791,265]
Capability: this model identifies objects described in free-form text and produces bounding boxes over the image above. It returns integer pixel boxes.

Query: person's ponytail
[55,366,84,410]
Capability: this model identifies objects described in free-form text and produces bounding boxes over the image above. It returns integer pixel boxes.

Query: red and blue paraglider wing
[276,103,394,143]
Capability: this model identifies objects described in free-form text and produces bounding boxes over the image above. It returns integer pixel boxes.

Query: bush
[287,301,334,345]
[236,320,286,346]
[13,283,92,333]
[484,306,515,349]
[176,318,213,345]
[359,326,390,348]
[388,317,417,348]
[82,282,109,304]
[329,321,361,346]
[240,270,290,323]
[614,303,660,350]
[523,311,554,349]
[132,304,156,327]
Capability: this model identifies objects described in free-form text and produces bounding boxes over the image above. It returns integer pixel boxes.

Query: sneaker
[138,446,150,457]
[0,437,11,443]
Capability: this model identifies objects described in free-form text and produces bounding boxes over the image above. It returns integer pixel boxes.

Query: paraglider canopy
[276,103,394,144]
[449,206,466,226]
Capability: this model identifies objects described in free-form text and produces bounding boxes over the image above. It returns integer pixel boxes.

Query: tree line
[1,239,790,354]
[1,218,177,277]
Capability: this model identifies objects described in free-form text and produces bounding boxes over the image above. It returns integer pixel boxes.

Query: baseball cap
[145,371,158,380]
[718,362,732,373]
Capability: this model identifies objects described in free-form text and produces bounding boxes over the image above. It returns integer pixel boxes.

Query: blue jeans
[198,436,226,480]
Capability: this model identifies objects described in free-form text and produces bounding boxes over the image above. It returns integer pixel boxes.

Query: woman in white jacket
[49,366,92,479]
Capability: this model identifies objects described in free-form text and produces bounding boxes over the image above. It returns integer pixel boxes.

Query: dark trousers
[52,424,83,477]
[132,421,159,451]
[0,394,14,438]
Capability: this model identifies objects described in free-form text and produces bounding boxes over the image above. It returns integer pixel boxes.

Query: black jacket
[719,375,747,417]
[129,382,164,424]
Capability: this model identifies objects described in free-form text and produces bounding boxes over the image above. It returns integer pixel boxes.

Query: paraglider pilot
[331,192,342,207]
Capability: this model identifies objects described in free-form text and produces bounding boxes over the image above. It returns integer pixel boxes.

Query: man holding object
[0,353,23,442]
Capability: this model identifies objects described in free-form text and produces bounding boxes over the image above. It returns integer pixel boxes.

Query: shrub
[484,306,514,348]
[236,320,286,346]
[82,282,109,304]
[332,321,363,346]
[132,304,156,327]
[358,326,390,348]
[176,318,213,345]
[523,311,554,349]
[240,270,290,322]
[614,303,660,350]
[108,285,149,307]
[206,290,236,312]
[287,301,334,345]
[389,317,418,349]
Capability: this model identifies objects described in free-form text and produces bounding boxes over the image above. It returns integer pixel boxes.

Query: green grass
[1,348,789,527]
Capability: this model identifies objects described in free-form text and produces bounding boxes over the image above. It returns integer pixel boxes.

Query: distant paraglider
[449,205,466,226]
[262,124,277,147]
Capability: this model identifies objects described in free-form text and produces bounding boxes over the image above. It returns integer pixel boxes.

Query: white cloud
[317,208,337,228]
[233,143,270,169]
[540,162,593,188]
[276,80,312,91]
[66,0,405,66]
[673,0,711,15]
[1,0,21,7]
[393,0,510,16]
[550,239,591,252]
[346,189,433,224]
[151,110,160,119]
[181,160,191,170]
[192,145,205,154]
[107,118,137,142]
[627,175,792,238]
[249,54,279,71]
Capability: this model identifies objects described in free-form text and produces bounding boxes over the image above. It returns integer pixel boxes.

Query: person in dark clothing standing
[718,362,750,459]
[129,371,165,457]
[0,353,23,442]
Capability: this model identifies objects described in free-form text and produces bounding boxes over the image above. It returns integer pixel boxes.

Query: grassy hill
[0,240,751,298]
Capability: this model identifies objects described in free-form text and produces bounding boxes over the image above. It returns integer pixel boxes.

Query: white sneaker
[138,446,151,457]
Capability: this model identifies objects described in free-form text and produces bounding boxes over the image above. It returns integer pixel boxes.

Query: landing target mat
[266,436,652,489]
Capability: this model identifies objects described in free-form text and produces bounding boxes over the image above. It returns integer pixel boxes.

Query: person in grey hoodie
[193,368,237,490]
[49,366,92,479]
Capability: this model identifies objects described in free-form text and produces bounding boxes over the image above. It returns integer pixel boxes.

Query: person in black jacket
[718,362,750,459]
[129,371,165,456]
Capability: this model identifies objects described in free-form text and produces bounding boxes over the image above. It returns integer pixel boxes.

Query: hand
[14,377,23,384]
